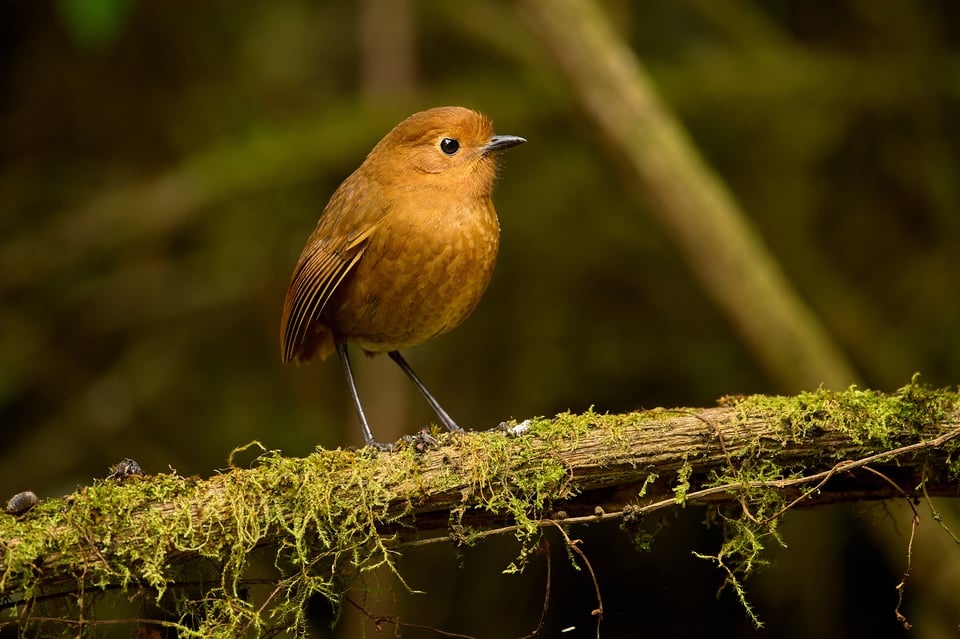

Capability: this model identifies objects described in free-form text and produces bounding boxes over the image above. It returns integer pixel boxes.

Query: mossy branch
[2,379,959,636]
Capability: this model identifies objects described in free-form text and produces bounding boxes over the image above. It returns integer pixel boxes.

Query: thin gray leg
[388,351,462,433]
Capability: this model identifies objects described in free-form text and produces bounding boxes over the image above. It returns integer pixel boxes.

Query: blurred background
[1,0,959,637]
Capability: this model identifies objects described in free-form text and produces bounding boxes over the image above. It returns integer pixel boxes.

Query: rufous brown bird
[281,106,525,449]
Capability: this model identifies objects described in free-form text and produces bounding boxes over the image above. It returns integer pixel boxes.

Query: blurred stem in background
[519,0,858,391]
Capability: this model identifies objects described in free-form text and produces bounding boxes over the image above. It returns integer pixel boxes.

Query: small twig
[343,540,553,639]
[345,595,476,639]
[243,580,285,636]
[860,465,919,631]
[518,540,551,639]
[921,478,960,545]
[761,463,845,524]
[861,466,917,517]
[552,523,603,639]
[685,410,761,525]
[0,617,184,631]
[402,524,529,548]
[0,577,281,614]
[894,512,919,631]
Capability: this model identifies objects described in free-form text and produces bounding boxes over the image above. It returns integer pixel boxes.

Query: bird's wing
[280,223,375,363]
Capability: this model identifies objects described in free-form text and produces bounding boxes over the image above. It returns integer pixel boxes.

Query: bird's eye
[439,137,460,155]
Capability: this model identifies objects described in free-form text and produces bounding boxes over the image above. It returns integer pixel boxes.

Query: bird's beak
[483,135,526,155]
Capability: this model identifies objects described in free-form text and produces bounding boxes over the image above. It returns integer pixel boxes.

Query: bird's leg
[336,343,393,451]
[388,351,463,433]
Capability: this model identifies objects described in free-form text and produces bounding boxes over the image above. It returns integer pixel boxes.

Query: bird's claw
[365,440,395,453]
[401,428,441,453]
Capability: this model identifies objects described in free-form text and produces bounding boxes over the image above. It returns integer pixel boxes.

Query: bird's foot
[364,440,395,453]
[401,428,441,453]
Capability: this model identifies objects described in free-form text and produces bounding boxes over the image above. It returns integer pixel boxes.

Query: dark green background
[2,1,958,637]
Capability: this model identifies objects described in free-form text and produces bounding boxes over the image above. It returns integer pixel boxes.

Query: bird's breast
[325,198,500,352]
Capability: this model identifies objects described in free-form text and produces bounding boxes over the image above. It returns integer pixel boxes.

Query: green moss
[738,373,957,449]
[0,444,415,636]
[0,422,592,636]
[2,380,956,635]
[638,472,658,498]
[446,418,581,569]
[693,374,959,626]
[673,459,692,505]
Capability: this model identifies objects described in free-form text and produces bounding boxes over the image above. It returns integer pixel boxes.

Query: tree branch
[1,381,958,635]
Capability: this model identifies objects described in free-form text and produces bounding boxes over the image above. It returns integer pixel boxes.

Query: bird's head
[364,106,525,197]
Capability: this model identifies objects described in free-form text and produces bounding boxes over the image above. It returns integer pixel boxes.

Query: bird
[280,106,525,449]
